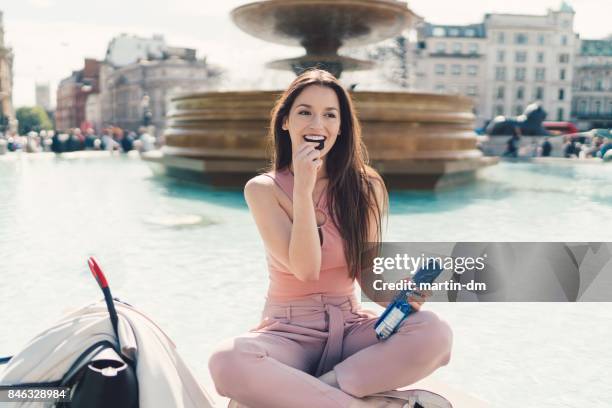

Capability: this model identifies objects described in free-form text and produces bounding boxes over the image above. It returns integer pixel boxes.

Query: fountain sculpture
[144,0,497,189]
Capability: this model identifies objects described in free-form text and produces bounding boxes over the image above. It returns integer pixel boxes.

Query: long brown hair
[268,69,388,278]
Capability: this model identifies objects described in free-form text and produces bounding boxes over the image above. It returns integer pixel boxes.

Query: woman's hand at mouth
[293,141,322,195]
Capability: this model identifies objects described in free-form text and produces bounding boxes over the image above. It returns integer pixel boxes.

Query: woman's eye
[326,113,337,118]
[298,110,311,116]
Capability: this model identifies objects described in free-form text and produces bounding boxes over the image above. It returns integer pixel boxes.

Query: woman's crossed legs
[209,311,452,408]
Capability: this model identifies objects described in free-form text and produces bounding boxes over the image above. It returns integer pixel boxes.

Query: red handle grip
[88,256,108,289]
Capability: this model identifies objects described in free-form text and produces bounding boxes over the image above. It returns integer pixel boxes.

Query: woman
[209,69,452,408]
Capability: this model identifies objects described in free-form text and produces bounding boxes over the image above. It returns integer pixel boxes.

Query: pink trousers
[208,294,452,408]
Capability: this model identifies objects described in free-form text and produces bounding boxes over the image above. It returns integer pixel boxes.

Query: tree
[16,106,53,135]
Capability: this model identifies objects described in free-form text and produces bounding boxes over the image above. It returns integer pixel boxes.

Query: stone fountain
[143,0,497,189]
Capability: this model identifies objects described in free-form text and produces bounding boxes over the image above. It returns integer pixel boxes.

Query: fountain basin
[231,0,419,76]
[231,0,418,49]
[143,90,497,189]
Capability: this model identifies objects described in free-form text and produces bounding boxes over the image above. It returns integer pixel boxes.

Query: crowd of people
[560,134,612,159]
[501,129,612,160]
[0,126,157,155]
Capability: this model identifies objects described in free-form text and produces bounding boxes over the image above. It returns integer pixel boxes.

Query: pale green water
[1,153,611,407]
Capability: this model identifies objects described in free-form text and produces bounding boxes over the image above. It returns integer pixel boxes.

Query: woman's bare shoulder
[244,173,276,201]
[363,166,386,189]
[362,166,388,207]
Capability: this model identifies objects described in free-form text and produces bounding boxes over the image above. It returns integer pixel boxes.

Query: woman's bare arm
[244,170,321,281]
[288,188,321,281]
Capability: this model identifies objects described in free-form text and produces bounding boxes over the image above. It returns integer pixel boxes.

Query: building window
[517,87,524,100]
[435,84,446,93]
[515,67,526,81]
[578,100,587,113]
[580,78,590,91]
[467,65,478,76]
[559,54,570,63]
[495,105,504,116]
[468,43,478,54]
[467,86,477,96]
[535,68,546,81]
[515,105,524,115]
[435,42,446,53]
[558,88,565,100]
[435,64,446,75]
[594,101,601,114]
[535,87,544,100]
[448,28,459,37]
[515,33,528,44]
[537,52,545,63]
[465,29,475,37]
[561,35,568,46]
[515,51,527,63]
[537,34,545,45]
[451,64,461,75]
[557,108,564,121]
[497,50,505,63]
[452,43,462,54]
[495,67,506,81]
[496,86,505,99]
[560,68,566,81]
[497,32,505,44]
[595,79,603,91]
[433,27,445,37]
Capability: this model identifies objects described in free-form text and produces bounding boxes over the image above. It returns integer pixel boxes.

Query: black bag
[1,339,138,408]
[62,344,138,408]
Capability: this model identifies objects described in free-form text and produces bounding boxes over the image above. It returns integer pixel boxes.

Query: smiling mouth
[303,135,326,150]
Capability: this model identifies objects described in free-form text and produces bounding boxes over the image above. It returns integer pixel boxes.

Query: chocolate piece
[304,136,325,150]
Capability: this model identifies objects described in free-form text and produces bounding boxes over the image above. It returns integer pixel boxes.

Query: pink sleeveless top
[262,168,356,301]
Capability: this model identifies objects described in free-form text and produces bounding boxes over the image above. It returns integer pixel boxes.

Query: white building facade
[35,82,51,111]
[85,93,102,132]
[414,3,578,127]
[105,34,167,67]
[97,34,221,136]
[571,38,612,130]
[483,4,576,122]
[414,23,488,126]
[99,57,218,134]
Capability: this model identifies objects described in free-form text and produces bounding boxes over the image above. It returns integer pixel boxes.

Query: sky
[3,0,611,108]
